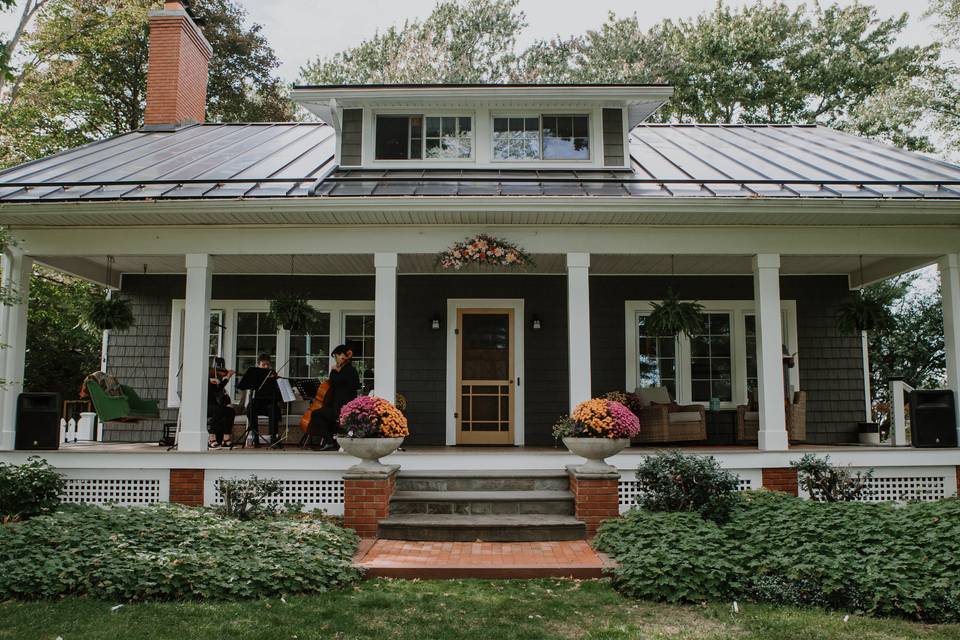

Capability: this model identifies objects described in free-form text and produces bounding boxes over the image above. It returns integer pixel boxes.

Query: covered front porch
[3,222,960,454]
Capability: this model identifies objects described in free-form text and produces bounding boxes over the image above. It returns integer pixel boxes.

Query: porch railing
[888,380,914,447]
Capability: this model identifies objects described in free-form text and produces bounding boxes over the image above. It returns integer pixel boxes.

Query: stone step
[377,514,587,542]
[389,490,575,516]
[395,470,569,492]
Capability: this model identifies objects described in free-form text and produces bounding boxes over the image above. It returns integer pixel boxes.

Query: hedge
[595,491,960,623]
[0,504,361,601]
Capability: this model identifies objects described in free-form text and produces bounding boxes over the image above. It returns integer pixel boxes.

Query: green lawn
[1,579,957,640]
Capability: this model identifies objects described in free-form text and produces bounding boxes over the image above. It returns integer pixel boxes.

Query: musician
[245,353,283,446]
[207,356,235,448]
[308,344,360,451]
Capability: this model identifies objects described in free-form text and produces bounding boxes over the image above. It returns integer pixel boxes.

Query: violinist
[207,357,235,449]
[308,344,360,451]
[245,353,283,447]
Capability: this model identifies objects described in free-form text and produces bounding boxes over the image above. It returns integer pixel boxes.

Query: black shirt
[329,361,360,415]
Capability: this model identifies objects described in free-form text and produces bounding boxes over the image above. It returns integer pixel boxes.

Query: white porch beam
[847,256,937,289]
[373,252,397,404]
[938,253,960,439]
[567,253,592,411]
[753,254,788,451]
[14,225,960,259]
[178,253,212,452]
[0,250,32,451]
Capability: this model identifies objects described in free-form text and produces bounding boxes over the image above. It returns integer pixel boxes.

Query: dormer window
[375,114,473,160]
[493,114,590,161]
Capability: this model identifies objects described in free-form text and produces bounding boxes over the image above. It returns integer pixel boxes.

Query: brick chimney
[143,1,213,130]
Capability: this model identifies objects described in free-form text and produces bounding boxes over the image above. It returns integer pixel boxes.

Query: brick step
[389,490,575,516]
[377,514,587,542]
[395,470,569,492]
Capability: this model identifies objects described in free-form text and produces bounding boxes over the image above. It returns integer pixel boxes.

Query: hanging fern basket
[85,297,135,332]
[269,292,320,333]
[645,288,705,338]
[836,292,892,334]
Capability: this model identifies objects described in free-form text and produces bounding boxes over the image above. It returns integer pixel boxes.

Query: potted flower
[335,396,409,472]
[553,398,641,473]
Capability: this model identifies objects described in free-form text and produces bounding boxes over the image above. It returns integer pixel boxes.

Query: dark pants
[246,397,281,442]
[207,402,236,444]
[308,406,338,444]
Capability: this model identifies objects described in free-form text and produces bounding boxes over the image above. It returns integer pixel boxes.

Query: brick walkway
[355,539,615,579]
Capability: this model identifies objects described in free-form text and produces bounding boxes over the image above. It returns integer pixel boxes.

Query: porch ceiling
[35,253,936,288]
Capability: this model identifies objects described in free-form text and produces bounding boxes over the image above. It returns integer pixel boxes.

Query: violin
[209,367,232,378]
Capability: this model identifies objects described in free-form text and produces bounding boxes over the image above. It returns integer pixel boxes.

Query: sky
[0,0,944,83]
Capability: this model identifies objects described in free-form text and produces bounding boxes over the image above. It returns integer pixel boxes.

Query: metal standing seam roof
[1,122,959,201]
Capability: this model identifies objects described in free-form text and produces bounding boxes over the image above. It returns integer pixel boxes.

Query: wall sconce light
[430,313,441,331]
[531,314,542,331]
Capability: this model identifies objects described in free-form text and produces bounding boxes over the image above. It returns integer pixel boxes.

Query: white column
[373,252,397,404]
[939,253,960,441]
[752,254,788,451]
[0,250,33,450]
[861,330,872,423]
[567,253,592,411]
[178,253,212,451]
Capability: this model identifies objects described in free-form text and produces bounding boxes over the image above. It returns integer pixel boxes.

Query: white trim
[624,299,798,408]
[373,252,398,402]
[445,298,525,446]
[861,330,872,422]
[940,253,960,440]
[567,253,591,409]
[166,299,375,408]
[0,249,30,451]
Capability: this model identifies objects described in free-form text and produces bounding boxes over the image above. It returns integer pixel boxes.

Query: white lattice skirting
[800,466,958,502]
[59,469,168,506]
[204,470,345,516]
[617,469,763,513]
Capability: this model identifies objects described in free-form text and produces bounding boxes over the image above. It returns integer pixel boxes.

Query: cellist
[308,344,360,451]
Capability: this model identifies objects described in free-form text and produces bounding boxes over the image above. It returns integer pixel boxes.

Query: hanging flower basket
[269,292,320,333]
[435,234,533,271]
[84,296,135,332]
[646,288,705,338]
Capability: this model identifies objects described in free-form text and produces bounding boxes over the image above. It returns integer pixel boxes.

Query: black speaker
[909,389,958,448]
[14,392,61,450]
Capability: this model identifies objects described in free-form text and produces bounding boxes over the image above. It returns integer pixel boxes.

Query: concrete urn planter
[562,437,629,473]
[335,436,404,473]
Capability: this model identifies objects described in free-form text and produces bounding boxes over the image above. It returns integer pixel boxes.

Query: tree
[299,0,526,84]
[0,0,49,95]
[23,268,103,401]
[922,0,960,154]
[864,274,945,424]
[0,0,291,169]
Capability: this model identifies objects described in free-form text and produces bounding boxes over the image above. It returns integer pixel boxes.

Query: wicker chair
[736,391,807,443]
[632,386,707,444]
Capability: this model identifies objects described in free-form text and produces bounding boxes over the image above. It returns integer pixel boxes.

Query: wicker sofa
[632,386,707,444]
[736,390,807,443]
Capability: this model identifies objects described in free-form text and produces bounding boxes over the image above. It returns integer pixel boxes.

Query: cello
[299,379,330,433]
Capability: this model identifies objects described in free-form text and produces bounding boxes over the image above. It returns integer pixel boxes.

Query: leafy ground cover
[1,579,957,640]
[0,504,359,600]
[596,491,960,623]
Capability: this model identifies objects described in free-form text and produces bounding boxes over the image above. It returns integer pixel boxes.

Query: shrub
[0,503,360,600]
[0,457,65,521]
[216,475,283,520]
[790,453,874,501]
[596,491,960,623]
[633,451,740,523]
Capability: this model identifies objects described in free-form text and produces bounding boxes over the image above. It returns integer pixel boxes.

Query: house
[0,2,958,533]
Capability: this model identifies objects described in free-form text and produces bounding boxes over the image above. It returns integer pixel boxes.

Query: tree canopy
[0,0,290,169]
[300,0,944,152]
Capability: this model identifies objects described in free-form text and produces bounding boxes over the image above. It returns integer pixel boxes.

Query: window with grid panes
[234,311,277,396]
[542,115,590,160]
[344,314,375,391]
[744,315,758,402]
[492,116,540,160]
[288,312,331,379]
[636,314,677,399]
[424,116,472,158]
[689,313,732,402]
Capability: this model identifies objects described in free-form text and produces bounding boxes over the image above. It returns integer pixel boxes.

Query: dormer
[291,84,674,171]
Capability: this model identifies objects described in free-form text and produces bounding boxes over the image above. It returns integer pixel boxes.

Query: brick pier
[343,466,399,538]
[567,466,621,538]
[169,468,204,506]
[762,467,799,496]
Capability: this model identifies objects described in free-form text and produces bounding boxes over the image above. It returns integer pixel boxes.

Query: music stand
[237,367,281,448]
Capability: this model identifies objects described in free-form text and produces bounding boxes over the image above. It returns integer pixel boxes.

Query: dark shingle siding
[340,109,363,166]
[602,108,624,166]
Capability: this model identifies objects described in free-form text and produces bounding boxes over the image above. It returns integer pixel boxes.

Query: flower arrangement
[552,398,641,440]
[436,234,533,270]
[603,390,644,417]
[339,396,409,439]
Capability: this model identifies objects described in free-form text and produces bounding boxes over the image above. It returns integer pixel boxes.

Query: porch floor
[354,539,615,579]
